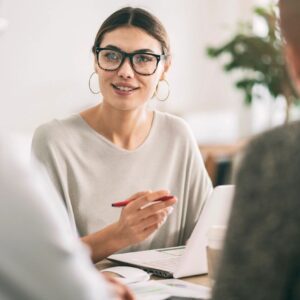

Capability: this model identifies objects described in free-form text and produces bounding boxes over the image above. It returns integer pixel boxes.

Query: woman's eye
[135,54,154,63]
[105,52,119,61]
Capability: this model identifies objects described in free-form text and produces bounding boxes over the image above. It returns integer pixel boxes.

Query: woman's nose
[117,57,135,78]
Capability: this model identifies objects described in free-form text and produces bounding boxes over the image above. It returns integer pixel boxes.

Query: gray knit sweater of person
[212,121,300,300]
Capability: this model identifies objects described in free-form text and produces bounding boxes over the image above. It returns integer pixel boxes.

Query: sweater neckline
[75,110,158,154]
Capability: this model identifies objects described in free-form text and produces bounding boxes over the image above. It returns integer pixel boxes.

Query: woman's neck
[81,103,154,150]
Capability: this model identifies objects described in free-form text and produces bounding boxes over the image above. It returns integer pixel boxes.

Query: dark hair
[92,7,170,56]
[280,0,300,51]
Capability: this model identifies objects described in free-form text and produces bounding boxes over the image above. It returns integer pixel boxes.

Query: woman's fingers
[135,207,171,231]
[126,190,171,211]
[124,201,175,243]
[135,197,176,222]
[123,192,176,229]
[139,223,164,241]
[116,190,177,245]
[125,191,150,203]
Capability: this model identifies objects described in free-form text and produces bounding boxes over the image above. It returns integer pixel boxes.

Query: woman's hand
[81,190,176,262]
[115,190,177,246]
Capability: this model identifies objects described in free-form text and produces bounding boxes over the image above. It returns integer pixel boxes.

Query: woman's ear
[160,56,172,80]
[94,56,99,73]
[165,55,172,72]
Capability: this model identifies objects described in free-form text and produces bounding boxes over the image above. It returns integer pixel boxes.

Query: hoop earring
[155,79,170,101]
[88,72,100,94]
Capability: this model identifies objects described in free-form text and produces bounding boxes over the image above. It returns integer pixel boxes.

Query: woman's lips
[112,83,139,95]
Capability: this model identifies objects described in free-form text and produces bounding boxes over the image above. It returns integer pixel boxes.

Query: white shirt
[0,134,113,300]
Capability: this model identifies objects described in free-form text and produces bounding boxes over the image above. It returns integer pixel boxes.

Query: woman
[212,0,300,299]
[32,7,212,263]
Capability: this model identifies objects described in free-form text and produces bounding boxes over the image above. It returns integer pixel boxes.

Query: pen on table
[111,195,174,207]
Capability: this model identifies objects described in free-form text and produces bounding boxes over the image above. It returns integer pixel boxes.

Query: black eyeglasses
[95,47,166,76]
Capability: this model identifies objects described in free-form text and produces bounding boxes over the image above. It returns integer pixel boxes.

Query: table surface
[96,259,212,287]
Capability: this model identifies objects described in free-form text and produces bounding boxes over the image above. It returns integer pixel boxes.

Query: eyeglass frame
[95,47,167,76]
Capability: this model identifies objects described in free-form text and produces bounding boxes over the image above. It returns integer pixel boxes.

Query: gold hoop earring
[155,79,170,101]
[88,72,100,94]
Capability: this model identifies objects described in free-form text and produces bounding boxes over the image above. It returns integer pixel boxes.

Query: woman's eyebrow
[103,45,156,54]
[103,45,122,51]
[133,49,155,54]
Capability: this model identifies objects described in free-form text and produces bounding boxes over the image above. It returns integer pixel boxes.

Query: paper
[157,279,211,298]
[129,279,211,300]
[129,281,172,300]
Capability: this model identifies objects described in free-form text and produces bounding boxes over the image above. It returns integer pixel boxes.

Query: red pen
[112,195,174,207]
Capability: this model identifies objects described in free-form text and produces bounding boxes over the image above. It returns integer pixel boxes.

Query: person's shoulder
[248,121,300,156]
[33,119,61,147]
[238,121,300,181]
[33,115,80,145]
[155,110,193,137]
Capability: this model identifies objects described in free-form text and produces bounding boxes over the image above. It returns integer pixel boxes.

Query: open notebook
[108,185,235,278]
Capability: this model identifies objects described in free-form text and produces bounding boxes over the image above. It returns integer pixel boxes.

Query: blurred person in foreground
[0,134,134,299]
[212,0,300,299]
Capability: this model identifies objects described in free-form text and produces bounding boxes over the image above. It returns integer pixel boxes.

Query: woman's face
[95,26,169,112]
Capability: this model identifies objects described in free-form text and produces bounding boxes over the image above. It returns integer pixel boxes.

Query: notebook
[108,185,235,278]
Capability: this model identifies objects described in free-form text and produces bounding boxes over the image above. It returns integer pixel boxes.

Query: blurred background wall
[0,0,256,141]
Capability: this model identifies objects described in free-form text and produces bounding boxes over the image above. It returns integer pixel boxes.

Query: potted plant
[207,4,299,123]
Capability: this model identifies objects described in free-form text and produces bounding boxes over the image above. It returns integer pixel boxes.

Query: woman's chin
[105,100,145,112]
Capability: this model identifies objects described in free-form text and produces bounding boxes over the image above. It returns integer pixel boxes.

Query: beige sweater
[32,111,212,253]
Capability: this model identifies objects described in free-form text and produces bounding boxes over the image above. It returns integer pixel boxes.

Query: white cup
[206,225,226,280]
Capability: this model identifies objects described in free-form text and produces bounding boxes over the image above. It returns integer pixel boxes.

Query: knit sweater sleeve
[171,118,213,243]
[31,121,79,232]
[31,122,68,201]
[212,124,300,300]
[183,143,213,242]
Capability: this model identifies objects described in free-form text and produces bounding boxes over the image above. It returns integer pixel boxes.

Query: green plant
[207,5,299,123]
